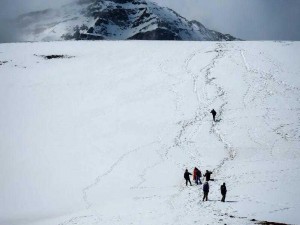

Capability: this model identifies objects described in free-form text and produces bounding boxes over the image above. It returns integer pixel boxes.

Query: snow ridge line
[159,60,184,118]
[131,160,162,189]
[202,43,237,173]
[203,45,226,107]
[241,49,291,108]
[241,50,250,71]
[131,143,166,189]
[155,49,211,215]
[165,43,241,223]
[171,47,214,163]
[240,48,300,143]
[160,55,207,158]
[181,44,247,223]
[240,49,300,95]
[184,47,211,106]
[159,46,226,167]
[58,215,100,225]
[159,52,209,164]
[181,43,237,173]
[158,61,210,173]
[211,103,237,174]
[82,141,159,209]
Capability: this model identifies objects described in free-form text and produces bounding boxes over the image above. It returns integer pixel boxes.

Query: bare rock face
[16,0,239,42]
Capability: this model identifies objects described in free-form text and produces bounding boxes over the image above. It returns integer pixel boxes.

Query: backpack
[184,172,189,179]
[203,183,209,192]
[221,185,226,193]
[197,170,202,177]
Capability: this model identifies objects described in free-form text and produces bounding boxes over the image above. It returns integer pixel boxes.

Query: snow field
[0,41,299,225]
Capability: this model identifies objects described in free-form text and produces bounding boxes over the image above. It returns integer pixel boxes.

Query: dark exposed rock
[128,28,181,40]
[80,33,104,40]
[77,0,94,5]
[95,9,129,27]
[34,54,75,59]
[132,8,151,28]
[256,221,290,225]
[0,61,8,66]
[87,27,94,33]
[111,0,136,3]
[80,24,89,31]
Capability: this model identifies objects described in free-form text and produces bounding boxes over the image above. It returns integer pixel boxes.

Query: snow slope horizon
[0,41,299,225]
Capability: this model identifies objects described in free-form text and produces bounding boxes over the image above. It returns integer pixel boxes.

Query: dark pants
[213,115,216,122]
[195,176,202,185]
[185,178,192,186]
[203,191,209,201]
[221,193,226,202]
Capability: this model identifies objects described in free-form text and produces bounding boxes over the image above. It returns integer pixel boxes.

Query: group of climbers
[184,168,227,202]
[184,168,212,186]
[183,109,228,202]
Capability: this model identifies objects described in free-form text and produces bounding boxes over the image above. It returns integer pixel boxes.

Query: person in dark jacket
[210,109,217,122]
[196,168,202,185]
[220,183,227,202]
[203,182,209,201]
[204,170,213,181]
[184,169,192,186]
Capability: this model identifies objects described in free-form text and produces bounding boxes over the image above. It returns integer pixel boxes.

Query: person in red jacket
[193,167,197,182]
[193,167,202,185]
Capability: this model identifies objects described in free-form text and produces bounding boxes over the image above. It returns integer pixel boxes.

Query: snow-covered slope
[0,41,299,225]
[15,0,238,42]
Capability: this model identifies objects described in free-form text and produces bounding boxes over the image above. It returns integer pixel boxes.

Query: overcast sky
[153,0,300,41]
[0,0,300,42]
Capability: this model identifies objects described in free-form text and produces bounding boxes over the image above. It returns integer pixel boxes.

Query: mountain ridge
[15,0,240,42]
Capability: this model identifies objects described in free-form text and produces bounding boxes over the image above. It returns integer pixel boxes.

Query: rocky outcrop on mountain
[16,0,239,42]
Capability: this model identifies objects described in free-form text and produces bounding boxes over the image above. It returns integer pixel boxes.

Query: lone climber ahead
[210,109,216,122]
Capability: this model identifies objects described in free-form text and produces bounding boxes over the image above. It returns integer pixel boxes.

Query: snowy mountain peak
[16,0,239,41]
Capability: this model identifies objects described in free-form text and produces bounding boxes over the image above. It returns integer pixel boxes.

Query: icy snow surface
[0,41,299,225]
